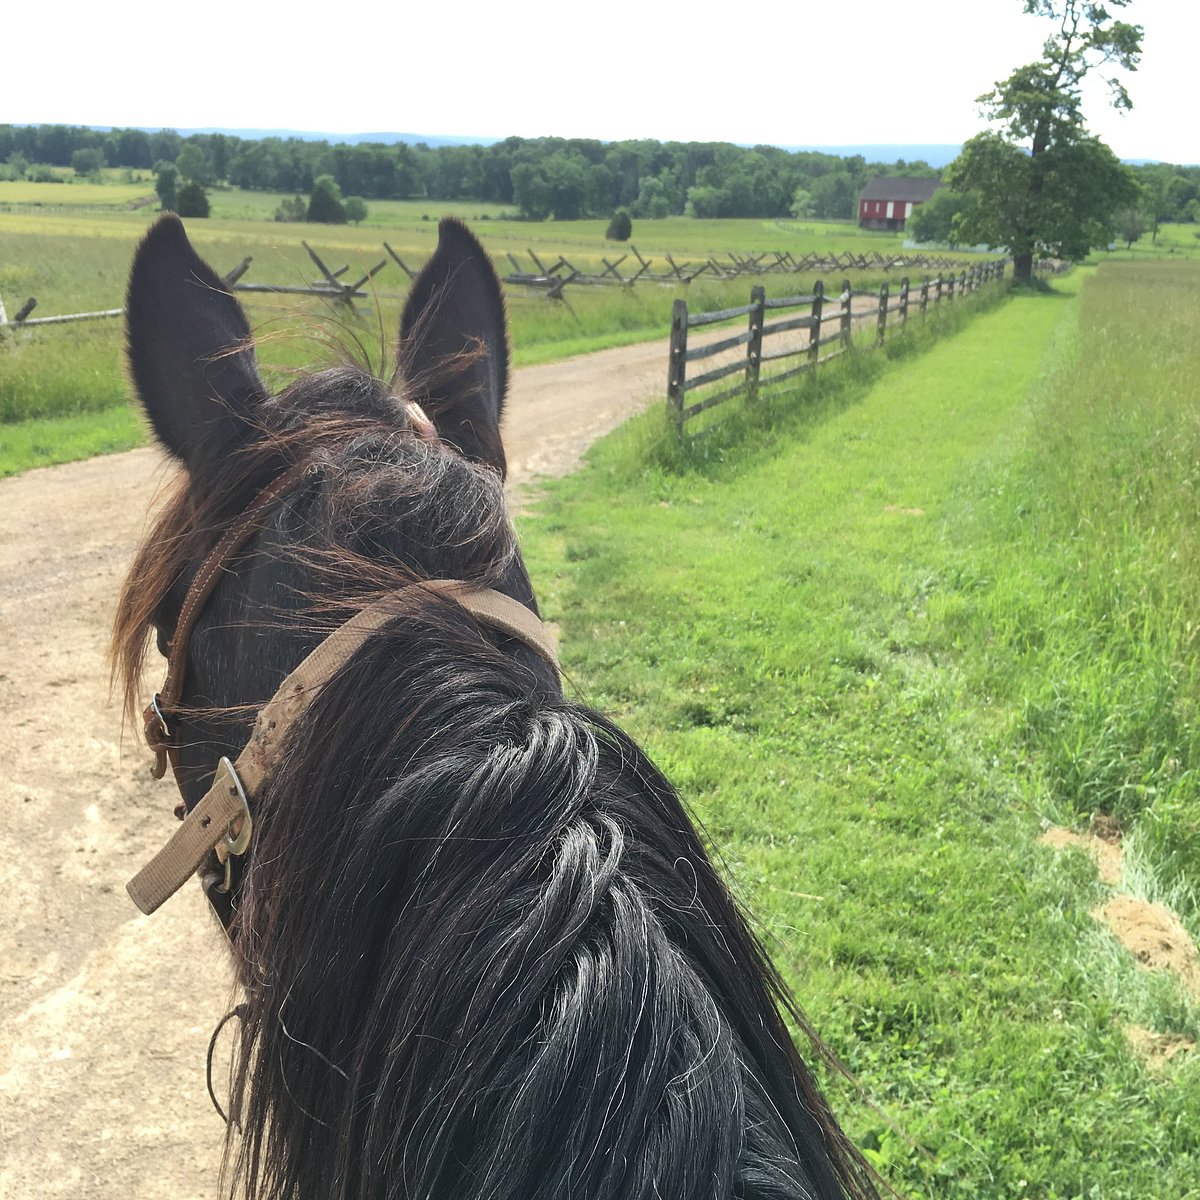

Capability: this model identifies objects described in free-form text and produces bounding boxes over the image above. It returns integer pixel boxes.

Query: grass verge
[516,266,1200,1198]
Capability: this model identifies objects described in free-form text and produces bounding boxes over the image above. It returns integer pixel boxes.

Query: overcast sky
[5,0,1193,162]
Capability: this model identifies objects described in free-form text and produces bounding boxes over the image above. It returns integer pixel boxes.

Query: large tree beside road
[947,0,1143,282]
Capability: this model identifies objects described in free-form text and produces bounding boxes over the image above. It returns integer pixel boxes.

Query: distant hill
[87,126,496,148]
[778,143,963,167]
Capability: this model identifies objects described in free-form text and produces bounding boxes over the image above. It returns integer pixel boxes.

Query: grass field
[0,191,990,476]
[517,263,1200,1197]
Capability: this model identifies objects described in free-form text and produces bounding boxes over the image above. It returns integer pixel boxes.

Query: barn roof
[858,176,942,203]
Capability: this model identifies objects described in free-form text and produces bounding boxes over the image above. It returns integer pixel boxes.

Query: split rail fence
[0,241,1004,337]
[667,260,1007,438]
[495,246,972,297]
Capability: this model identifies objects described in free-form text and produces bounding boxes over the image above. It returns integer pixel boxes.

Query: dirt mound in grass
[1124,1025,1197,1070]
[1096,897,1200,1000]
[1039,824,1123,886]
[1041,822,1199,1067]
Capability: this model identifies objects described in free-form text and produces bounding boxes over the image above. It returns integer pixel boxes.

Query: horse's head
[116,215,555,924]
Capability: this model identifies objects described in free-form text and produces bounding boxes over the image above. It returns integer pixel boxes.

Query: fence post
[959,269,967,298]
[899,276,910,326]
[746,285,765,403]
[877,281,889,344]
[667,298,689,437]
[840,278,853,348]
[808,279,824,369]
[934,274,943,306]
[920,275,930,317]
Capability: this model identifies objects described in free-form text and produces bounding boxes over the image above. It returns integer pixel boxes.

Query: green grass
[0,404,144,475]
[515,266,1200,1198]
[1,203,975,474]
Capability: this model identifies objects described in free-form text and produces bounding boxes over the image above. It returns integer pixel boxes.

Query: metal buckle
[213,757,253,893]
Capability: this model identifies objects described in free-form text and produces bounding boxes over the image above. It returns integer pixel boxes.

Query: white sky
[4,0,1194,162]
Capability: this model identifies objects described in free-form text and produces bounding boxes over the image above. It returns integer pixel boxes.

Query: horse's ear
[126,214,264,472]
[400,218,509,475]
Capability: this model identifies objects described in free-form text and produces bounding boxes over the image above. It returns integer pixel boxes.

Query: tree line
[0,123,940,221]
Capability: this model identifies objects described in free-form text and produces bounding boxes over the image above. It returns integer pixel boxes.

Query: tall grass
[971,261,1200,891]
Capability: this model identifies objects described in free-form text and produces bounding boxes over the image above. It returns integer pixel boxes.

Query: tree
[789,187,815,220]
[605,208,632,241]
[631,175,670,219]
[175,142,211,186]
[176,181,210,217]
[155,163,178,212]
[1113,205,1147,248]
[908,189,968,245]
[344,196,368,225]
[71,147,104,176]
[307,174,346,224]
[1139,163,1182,242]
[946,0,1143,281]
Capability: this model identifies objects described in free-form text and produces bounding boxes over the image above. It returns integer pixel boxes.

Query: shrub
[155,163,178,212]
[71,148,104,177]
[344,196,368,225]
[274,195,307,223]
[176,181,210,218]
[307,175,346,224]
[606,208,632,241]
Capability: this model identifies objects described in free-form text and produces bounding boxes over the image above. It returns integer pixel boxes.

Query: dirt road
[0,335,677,1200]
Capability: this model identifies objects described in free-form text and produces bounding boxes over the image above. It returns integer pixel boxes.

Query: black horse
[114,214,879,1200]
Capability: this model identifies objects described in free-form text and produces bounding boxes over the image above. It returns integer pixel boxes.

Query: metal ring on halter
[150,693,170,738]
[212,757,253,893]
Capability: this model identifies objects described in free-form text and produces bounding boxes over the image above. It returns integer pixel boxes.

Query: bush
[176,181,210,218]
[606,208,632,241]
[274,195,307,222]
[155,163,178,212]
[344,196,368,225]
[71,148,104,177]
[307,175,346,224]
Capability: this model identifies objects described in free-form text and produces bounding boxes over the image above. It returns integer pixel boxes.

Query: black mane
[225,594,865,1200]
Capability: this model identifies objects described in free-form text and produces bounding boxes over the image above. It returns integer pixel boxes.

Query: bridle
[126,449,559,929]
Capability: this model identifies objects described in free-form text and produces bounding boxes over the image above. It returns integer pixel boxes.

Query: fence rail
[494,245,986,298]
[667,260,1008,437]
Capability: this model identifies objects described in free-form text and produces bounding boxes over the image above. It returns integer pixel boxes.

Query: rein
[127,459,559,923]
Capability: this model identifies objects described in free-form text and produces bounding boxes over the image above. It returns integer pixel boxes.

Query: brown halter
[128,457,559,922]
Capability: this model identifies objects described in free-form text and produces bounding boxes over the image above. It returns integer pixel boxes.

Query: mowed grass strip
[518,272,1200,1198]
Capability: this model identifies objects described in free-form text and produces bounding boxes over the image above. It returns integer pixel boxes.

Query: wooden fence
[495,246,974,297]
[667,260,1008,437]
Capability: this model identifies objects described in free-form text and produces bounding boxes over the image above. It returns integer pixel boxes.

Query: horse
[113,213,880,1200]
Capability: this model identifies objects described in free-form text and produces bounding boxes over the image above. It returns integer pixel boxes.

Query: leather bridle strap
[127,582,559,916]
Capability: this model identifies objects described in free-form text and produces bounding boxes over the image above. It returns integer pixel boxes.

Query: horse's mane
[114,365,879,1200]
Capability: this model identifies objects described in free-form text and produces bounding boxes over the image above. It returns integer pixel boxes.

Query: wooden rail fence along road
[0,241,1009,337]
[667,260,1009,438]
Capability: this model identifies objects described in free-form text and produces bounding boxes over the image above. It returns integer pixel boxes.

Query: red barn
[858,177,941,231]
